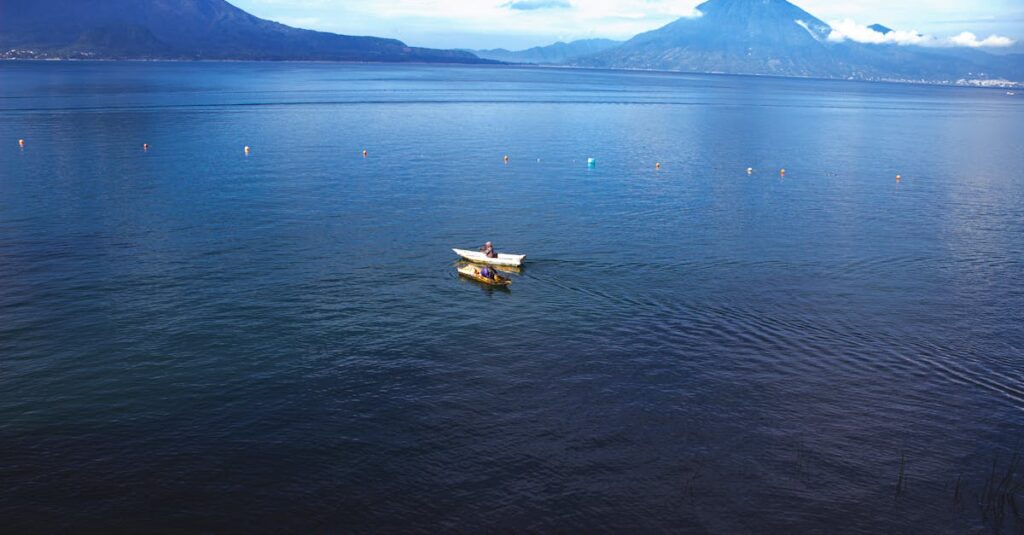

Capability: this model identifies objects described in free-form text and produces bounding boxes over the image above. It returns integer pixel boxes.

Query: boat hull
[452,248,525,267]
[457,265,511,286]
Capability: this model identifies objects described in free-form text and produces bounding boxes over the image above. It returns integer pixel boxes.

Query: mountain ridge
[0,0,492,63]
[472,39,622,64]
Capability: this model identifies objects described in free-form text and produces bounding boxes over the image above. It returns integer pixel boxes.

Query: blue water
[1,62,1022,532]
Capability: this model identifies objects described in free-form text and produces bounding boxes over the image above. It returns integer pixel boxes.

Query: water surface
[1,62,1023,532]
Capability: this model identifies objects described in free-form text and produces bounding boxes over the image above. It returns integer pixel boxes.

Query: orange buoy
[244,145,251,155]
[18,139,25,148]
[780,168,786,176]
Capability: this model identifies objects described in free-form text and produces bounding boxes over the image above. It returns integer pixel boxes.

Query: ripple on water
[0,62,1022,533]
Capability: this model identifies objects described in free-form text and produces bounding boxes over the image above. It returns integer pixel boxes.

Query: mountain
[582,0,839,78]
[473,39,622,64]
[578,0,1023,84]
[868,24,894,35]
[0,0,490,63]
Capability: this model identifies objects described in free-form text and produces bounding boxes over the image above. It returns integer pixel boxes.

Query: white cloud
[827,19,930,45]
[794,19,830,41]
[827,19,1015,48]
[948,31,1015,48]
[794,19,815,38]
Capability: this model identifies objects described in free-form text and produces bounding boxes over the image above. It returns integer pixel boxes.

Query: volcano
[579,0,1023,83]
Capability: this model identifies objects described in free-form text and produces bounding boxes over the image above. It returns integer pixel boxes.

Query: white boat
[453,248,525,267]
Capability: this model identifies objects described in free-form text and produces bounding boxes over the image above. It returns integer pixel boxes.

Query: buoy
[244,146,251,155]
[143,143,149,151]
[503,155,510,164]
[780,168,786,176]
[896,174,902,182]
[18,139,25,148]
[587,158,596,168]
[655,162,661,170]
[747,167,753,175]
[362,149,368,157]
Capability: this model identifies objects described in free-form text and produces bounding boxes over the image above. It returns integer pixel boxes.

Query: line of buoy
[11,141,908,186]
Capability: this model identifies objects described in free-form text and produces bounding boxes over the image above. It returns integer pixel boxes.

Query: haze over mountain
[472,39,621,65]
[0,0,489,63]
[577,0,1023,85]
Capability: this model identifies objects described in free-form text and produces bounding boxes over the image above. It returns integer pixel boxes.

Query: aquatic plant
[895,451,908,498]
[975,453,1023,534]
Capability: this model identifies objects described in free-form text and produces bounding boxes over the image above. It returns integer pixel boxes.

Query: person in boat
[480,241,498,258]
[480,265,496,280]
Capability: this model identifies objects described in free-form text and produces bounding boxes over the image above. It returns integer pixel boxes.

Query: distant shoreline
[2,57,1020,89]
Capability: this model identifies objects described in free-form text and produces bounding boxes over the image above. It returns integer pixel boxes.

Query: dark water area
[1,62,1022,533]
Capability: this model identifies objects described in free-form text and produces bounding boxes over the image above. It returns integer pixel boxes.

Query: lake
[1,61,1022,533]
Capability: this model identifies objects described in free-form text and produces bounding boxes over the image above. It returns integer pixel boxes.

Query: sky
[231,0,1024,50]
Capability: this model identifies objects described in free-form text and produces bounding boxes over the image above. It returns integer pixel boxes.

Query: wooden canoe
[457,265,511,286]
